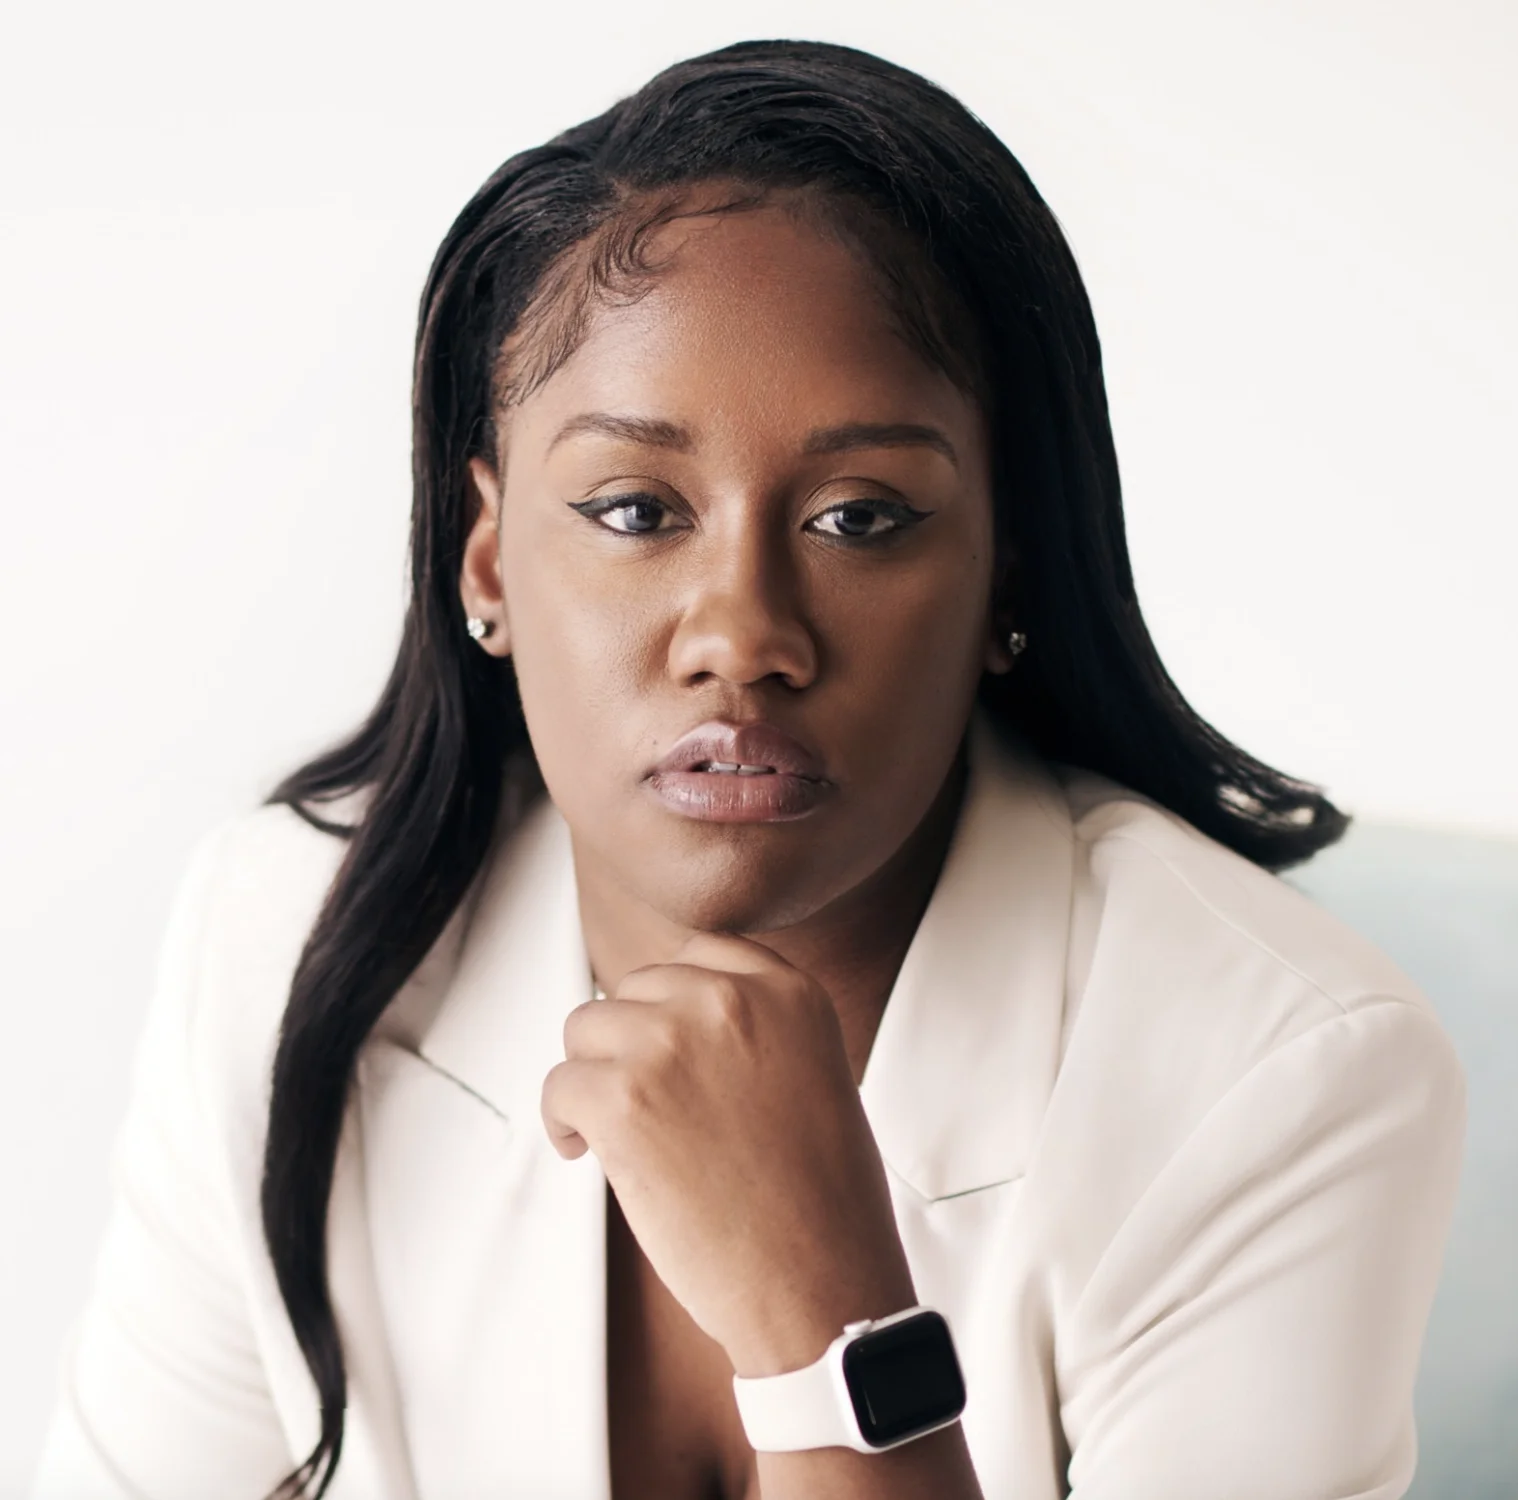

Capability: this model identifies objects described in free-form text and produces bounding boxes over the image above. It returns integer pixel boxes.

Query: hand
[541,932,916,1376]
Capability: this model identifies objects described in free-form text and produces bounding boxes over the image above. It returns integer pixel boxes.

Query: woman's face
[463,194,1010,935]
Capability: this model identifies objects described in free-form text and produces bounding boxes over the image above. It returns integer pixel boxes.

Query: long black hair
[260,37,1349,1497]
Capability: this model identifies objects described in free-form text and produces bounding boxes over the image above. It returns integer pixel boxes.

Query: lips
[646,721,832,823]
[651,721,827,780]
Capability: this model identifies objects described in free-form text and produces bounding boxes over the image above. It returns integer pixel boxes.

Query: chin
[638,844,840,936]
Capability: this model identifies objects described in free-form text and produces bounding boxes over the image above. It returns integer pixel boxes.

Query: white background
[2,0,1514,1486]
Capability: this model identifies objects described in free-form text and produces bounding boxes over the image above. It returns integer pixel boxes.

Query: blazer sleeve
[29,823,296,1499]
[1058,998,1466,1500]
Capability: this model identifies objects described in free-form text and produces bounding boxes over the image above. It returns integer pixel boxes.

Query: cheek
[494,529,665,797]
[820,550,990,692]
[814,552,992,805]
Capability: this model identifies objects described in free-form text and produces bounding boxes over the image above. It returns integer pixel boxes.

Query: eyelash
[568,493,932,543]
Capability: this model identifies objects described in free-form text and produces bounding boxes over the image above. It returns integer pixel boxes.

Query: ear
[460,457,513,657]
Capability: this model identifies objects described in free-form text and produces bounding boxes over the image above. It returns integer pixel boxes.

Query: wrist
[723,1260,920,1378]
[734,1305,969,1457]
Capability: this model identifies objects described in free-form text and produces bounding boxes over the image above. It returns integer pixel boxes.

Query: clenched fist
[541,931,918,1378]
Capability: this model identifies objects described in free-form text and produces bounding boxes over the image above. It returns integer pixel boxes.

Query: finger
[541,1056,621,1160]
[549,1127,589,1162]
[610,938,786,1004]
[613,951,798,1009]
[562,996,673,1060]
[612,961,726,1005]
[670,930,789,975]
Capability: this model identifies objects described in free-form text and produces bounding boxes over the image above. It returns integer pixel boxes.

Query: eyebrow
[547,413,958,468]
[802,422,958,468]
[548,412,693,453]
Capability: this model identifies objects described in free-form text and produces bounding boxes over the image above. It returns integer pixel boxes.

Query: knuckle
[702,975,754,1037]
[604,1065,648,1124]
[539,1060,570,1121]
[561,1000,594,1052]
[677,932,724,963]
[709,974,746,1017]
[644,1011,683,1065]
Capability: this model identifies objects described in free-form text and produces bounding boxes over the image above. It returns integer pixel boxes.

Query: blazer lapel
[859,709,1075,1202]
[355,796,610,1500]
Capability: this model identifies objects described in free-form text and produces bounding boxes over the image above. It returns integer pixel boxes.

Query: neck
[571,747,969,1084]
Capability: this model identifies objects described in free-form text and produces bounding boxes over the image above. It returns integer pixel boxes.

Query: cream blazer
[31,713,1466,1500]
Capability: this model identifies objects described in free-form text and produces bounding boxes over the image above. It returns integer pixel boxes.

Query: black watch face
[841,1310,967,1448]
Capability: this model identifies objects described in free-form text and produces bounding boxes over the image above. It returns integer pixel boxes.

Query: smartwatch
[732,1306,967,1454]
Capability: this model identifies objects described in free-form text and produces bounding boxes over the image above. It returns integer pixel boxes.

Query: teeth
[698,761,774,774]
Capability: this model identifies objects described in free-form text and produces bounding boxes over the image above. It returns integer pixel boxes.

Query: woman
[33,37,1464,1500]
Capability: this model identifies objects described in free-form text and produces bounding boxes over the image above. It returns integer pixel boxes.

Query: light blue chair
[1285,822,1518,1498]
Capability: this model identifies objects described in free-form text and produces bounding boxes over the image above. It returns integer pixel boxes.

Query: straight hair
[260,39,1349,1497]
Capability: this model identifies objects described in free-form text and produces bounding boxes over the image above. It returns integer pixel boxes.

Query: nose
[666,528,819,691]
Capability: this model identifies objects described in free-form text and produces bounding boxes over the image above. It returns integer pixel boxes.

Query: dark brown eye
[808,499,932,541]
[569,493,680,535]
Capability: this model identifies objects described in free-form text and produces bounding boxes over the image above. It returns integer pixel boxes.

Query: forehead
[500,200,979,455]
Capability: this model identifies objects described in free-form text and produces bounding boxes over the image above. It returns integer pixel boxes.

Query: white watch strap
[732,1340,854,1452]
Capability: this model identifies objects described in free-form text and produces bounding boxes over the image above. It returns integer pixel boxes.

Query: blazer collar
[416,707,1075,1202]
[858,711,1074,1199]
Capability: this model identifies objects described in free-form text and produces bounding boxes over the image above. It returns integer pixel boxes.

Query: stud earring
[1006,629,1028,658]
[466,616,494,642]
